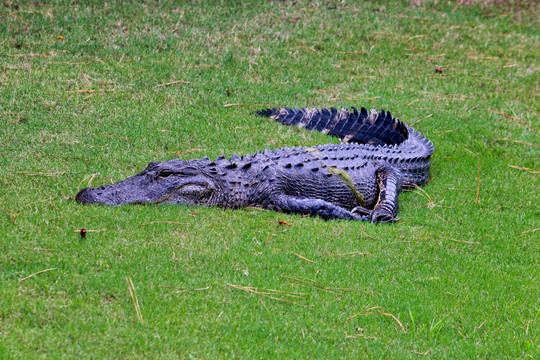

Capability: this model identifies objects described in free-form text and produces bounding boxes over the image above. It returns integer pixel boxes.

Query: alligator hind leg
[266,195,370,221]
[352,166,403,223]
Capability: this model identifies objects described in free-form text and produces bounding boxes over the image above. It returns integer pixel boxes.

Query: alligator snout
[75,187,99,204]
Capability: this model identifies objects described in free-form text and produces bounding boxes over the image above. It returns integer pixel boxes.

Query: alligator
[76,107,434,222]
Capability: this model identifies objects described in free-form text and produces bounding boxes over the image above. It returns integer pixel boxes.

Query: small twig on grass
[347,306,406,333]
[440,236,479,245]
[274,248,313,263]
[154,80,192,88]
[126,277,144,323]
[475,162,481,204]
[508,165,540,176]
[495,138,536,147]
[14,171,66,176]
[141,221,191,226]
[19,268,57,282]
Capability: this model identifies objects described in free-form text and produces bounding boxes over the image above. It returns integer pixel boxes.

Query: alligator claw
[351,206,372,217]
[371,209,399,223]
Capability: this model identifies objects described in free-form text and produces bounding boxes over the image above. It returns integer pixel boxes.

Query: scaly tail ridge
[256,107,409,146]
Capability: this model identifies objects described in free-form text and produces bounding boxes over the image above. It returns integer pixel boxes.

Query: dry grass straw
[508,165,540,175]
[154,80,192,88]
[283,276,358,293]
[407,183,436,208]
[160,286,210,294]
[274,248,313,263]
[495,138,536,147]
[78,173,101,187]
[67,89,116,94]
[475,162,481,204]
[410,114,433,127]
[486,109,529,124]
[347,306,406,333]
[142,221,191,226]
[440,236,480,245]
[226,283,308,307]
[19,268,58,282]
[100,134,132,141]
[126,277,144,323]
[322,250,370,257]
[223,103,278,107]
[521,228,539,236]
[14,171,66,176]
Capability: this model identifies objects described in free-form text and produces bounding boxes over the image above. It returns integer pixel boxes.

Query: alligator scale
[76,107,434,222]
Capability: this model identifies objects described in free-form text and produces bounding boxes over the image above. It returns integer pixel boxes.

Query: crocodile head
[76,159,220,206]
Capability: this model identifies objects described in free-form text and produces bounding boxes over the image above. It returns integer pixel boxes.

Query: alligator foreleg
[352,166,403,223]
[266,195,370,221]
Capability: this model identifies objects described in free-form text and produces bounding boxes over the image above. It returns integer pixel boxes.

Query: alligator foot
[267,195,370,221]
[350,166,404,223]
[352,206,399,223]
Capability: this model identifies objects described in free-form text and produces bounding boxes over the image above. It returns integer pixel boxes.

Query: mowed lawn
[0,1,538,358]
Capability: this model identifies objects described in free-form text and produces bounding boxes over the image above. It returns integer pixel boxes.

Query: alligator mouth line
[154,185,186,204]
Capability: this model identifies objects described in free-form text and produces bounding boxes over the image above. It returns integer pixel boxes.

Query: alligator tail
[256,107,409,146]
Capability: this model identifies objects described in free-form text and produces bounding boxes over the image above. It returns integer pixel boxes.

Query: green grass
[1,0,539,358]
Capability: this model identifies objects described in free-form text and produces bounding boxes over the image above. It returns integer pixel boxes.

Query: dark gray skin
[76,107,434,222]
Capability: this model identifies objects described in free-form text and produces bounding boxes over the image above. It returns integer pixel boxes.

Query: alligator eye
[157,170,174,178]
